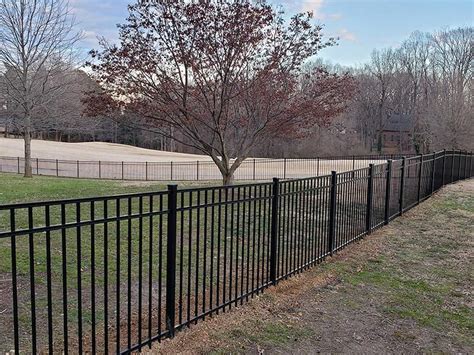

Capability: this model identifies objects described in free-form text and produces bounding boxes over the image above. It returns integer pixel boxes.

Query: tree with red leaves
[88,0,354,184]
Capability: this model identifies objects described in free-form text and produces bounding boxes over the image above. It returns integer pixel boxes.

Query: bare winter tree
[428,28,473,149]
[351,27,473,153]
[87,0,354,184]
[0,0,80,177]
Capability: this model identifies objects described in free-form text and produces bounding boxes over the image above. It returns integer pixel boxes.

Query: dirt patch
[150,180,474,354]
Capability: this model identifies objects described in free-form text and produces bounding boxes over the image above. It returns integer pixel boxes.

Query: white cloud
[81,30,98,45]
[328,13,342,20]
[83,30,96,39]
[301,0,324,13]
[336,28,357,42]
[296,1,342,22]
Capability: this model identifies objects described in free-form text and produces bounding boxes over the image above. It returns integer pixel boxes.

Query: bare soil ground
[150,180,474,354]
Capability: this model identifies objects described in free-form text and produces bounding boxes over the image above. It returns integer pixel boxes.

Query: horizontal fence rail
[0,153,419,181]
[0,150,472,354]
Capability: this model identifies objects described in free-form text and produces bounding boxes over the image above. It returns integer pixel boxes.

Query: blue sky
[72,0,473,67]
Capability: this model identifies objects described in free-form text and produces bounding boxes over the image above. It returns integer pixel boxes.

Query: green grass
[217,319,313,351]
[344,257,472,340]
[0,173,276,352]
[437,195,474,213]
[0,173,173,205]
[321,188,474,346]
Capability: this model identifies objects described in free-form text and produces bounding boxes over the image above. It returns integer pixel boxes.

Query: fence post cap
[272,177,279,183]
[167,184,178,191]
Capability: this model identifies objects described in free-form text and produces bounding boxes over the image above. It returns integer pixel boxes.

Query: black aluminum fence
[0,153,417,181]
[0,150,472,354]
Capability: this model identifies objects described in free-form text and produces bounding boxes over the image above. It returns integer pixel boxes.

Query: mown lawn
[0,172,272,353]
[0,173,201,352]
[0,173,184,205]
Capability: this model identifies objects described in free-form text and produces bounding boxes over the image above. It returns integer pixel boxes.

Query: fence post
[56,159,59,177]
[196,161,199,181]
[384,160,392,225]
[442,150,446,186]
[145,162,148,181]
[270,178,280,285]
[283,158,287,179]
[270,177,279,285]
[399,157,406,215]
[121,161,124,180]
[328,171,337,255]
[431,153,436,194]
[170,161,173,181]
[457,150,462,181]
[36,158,39,175]
[317,158,320,176]
[352,155,355,178]
[463,151,468,179]
[450,151,455,183]
[366,164,374,234]
[468,152,472,177]
[77,160,79,178]
[458,151,462,180]
[253,159,256,180]
[417,154,423,204]
[99,161,101,179]
[17,157,20,174]
[166,184,178,337]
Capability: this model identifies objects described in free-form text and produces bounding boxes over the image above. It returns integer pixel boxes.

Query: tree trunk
[24,125,33,178]
[222,171,234,185]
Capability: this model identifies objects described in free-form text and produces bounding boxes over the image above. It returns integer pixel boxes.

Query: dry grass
[0,137,212,162]
[150,179,474,354]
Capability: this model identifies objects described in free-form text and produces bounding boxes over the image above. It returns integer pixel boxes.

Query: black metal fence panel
[1,154,417,181]
[0,150,472,354]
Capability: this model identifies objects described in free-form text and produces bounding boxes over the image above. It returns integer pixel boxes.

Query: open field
[0,173,211,205]
[0,138,389,180]
[153,179,474,354]
[0,174,217,352]
[0,137,211,162]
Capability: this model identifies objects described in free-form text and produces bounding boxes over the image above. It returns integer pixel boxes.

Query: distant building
[381,113,415,154]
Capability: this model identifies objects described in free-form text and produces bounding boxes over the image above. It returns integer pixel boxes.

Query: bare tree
[428,28,473,150]
[0,0,80,177]
[87,0,354,184]
[351,27,473,153]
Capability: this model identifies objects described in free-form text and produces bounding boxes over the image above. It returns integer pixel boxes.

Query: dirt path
[151,180,474,354]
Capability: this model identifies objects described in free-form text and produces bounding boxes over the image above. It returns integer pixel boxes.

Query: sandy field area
[0,137,212,162]
[0,137,388,180]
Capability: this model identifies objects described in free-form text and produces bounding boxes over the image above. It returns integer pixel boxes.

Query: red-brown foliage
[87,0,354,184]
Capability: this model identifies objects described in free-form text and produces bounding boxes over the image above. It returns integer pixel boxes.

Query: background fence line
[0,153,419,181]
[0,149,472,354]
